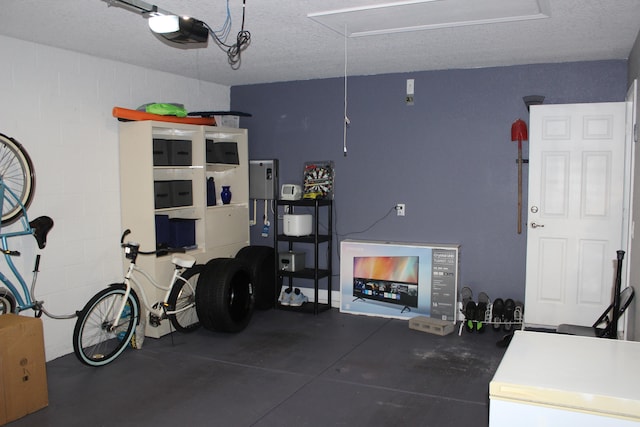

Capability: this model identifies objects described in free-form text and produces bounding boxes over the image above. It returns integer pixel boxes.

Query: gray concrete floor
[9,308,508,426]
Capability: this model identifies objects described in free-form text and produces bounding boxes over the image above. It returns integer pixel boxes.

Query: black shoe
[460,286,473,306]
[465,300,476,332]
[475,292,489,334]
[492,298,504,332]
[503,299,515,332]
[476,310,487,333]
[496,332,514,348]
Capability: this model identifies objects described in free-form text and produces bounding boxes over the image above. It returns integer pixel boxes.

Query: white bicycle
[73,229,203,366]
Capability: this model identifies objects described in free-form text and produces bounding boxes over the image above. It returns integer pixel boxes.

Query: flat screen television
[352,256,419,309]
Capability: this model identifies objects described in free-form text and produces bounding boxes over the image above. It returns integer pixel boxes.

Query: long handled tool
[511,119,528,234]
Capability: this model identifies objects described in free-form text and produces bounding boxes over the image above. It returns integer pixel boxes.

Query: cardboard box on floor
[409,315,455,336]
[0,314,48,425]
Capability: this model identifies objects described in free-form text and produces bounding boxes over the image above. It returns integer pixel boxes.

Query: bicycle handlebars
[120,229,186,258]
[120,229,131,244]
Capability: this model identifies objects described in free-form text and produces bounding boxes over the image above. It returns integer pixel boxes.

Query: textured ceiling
[0,0,639,87]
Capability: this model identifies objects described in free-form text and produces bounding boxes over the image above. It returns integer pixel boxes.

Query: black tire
[235,245,276,310]
[0,288,16,315]
[167,264,204,332]
[73,284,139,367]
[0,132,35,225]
[196,258,254,333]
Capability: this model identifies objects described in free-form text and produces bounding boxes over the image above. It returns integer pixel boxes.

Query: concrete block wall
[0,35,229,360]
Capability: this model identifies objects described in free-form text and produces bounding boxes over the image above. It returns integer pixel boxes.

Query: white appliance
[489,331,640,426]
[280,184,302,200]
[279,251,306,272]
[283,214,312,236]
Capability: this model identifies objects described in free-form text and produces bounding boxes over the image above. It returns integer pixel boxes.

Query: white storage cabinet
[118,121,249,337]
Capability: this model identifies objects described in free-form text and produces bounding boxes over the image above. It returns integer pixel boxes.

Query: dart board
[303,161,334,199]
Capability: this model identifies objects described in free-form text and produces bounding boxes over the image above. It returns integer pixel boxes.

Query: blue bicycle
[0,132,74,320]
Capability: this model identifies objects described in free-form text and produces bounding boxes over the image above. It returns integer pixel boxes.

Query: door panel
[526,102,626,327]
[541,152,569,216]
[577,240,607,304]
[536,238,566,303]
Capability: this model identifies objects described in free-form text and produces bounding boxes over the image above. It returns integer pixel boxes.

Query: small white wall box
[409,316,455,336]
[283,214,312,236]
[279,251,305,272]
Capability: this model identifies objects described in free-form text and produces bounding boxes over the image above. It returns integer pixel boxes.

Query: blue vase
[221,186,232,204]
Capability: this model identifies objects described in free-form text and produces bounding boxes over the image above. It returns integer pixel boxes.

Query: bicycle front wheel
[0,288,16,314]
[73,285,139,367]
[0,133,35,225]
[167,264,203,332]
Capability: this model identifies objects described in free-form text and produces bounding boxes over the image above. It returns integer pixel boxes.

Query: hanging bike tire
[0,132,35,225]
[0,288,16,314]
[235,245,276,310]
[196,258,254,333]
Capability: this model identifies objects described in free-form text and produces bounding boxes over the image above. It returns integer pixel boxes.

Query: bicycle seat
[171,253,196,269]
[29,216,54,249]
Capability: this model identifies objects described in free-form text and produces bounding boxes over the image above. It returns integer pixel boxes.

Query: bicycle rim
[168,264,203,332]
[0,133,35,225]
[0,288,16,314]
[73,287,138,367]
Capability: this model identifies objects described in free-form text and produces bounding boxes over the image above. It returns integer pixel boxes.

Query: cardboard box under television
[0,315,48,425]
[340,239,459,322]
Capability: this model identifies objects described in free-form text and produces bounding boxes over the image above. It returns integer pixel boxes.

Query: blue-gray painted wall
[231,60,627,302]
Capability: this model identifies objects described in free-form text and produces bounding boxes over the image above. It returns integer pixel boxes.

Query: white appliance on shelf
[280,184,302,200]
[283,214,312,236]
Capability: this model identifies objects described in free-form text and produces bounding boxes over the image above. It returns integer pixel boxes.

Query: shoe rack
[274,198,332,314]
[457,302,524,336]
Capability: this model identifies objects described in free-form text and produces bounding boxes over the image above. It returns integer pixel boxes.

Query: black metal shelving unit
[275,199,332,314]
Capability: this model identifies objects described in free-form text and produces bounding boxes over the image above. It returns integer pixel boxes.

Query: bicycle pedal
[149,314,162,327]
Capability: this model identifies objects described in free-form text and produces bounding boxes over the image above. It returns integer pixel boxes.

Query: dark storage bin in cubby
[154,181,172,209]
[169,218,196,248]
[206,140,239,164]
[171,180,193,207]
[153,139,170,166]
[155,215,196,249]
[153,139,192,166]
[169,139,192,166]
[155,214,170,247]
[155,180,193,208]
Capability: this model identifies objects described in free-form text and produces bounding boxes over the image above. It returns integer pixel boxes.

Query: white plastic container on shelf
[283,214,312,236]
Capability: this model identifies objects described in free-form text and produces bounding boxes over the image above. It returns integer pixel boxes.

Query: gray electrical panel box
[249,159,279,200]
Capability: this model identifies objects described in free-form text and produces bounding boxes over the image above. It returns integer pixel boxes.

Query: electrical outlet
[396,203,405,216]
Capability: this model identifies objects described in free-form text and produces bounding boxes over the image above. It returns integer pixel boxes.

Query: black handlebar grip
[34,254,41,271]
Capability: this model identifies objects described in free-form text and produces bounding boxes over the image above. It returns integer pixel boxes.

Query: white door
[525,102,627,328]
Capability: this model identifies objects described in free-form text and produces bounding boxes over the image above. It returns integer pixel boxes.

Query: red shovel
[511,119,528,234]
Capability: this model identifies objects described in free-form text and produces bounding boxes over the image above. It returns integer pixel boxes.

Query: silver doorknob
[531,222,545,228]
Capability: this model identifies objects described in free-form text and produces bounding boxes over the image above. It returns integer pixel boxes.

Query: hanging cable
[203,0,251,68]
[343,24,350,157]
[263,200,269,226]
[261,200,271,237]
[210,0,232,43]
